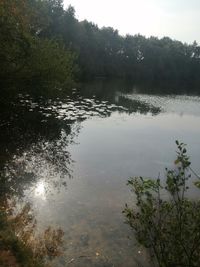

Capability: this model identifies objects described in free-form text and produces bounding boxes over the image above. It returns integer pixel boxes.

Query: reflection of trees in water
[1,123,81,198]
[0,90,82,198]
[80,80,161,115]
[0,80,171,199]
[0,99,72,168]
[116,95,161,115]
[0,91,77,266]
[81,78,200,99]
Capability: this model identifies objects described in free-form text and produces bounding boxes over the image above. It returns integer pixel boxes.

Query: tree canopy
[0,0,76,89]
[1,0,200,91]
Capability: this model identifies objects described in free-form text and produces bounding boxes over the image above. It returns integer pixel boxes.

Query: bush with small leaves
[123,141,200,267]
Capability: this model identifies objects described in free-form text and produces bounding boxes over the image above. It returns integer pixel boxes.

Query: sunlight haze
[64,0,200,44]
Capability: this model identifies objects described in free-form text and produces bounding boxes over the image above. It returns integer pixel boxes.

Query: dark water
[1,80,200,266]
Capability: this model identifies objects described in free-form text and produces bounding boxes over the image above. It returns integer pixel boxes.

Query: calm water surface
[1,80,200,266]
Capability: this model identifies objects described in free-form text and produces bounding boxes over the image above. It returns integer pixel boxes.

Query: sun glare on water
[34,181,46,200]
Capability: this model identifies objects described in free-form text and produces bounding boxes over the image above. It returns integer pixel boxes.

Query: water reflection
[0,82,163,198]
[123,93,200,116]
[1,80,200,266]
[2,125,80,197]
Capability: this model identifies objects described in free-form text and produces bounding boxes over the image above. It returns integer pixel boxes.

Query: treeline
[1,0,200,90]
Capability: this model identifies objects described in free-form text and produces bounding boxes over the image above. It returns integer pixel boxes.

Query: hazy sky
[63,0,200,44]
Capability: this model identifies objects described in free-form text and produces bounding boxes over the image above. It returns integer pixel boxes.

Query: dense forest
[1,0,200,91]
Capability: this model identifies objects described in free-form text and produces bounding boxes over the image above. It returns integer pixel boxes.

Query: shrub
[123,141,200,267]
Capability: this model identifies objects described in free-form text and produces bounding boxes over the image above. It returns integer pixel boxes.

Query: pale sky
[63,0,200,44]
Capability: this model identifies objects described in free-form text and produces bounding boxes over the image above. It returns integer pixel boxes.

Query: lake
[1,80,200,266]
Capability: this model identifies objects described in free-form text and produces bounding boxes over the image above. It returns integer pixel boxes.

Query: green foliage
[24,38,77,86]
[123,141,200,267]
[0,0,77,89]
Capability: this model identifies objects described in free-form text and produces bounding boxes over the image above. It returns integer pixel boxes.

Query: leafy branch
[123,141,200,267]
